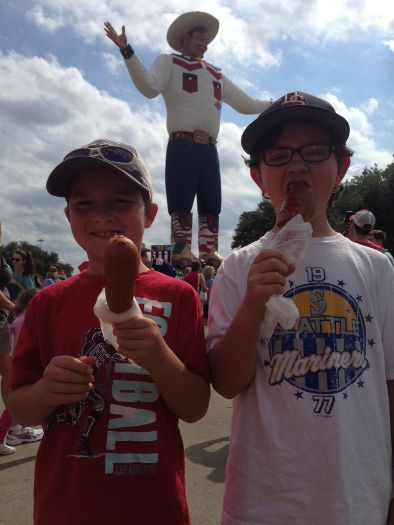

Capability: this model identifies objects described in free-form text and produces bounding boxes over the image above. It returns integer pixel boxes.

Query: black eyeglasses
[262,144,336,166]
[64,146,134,164]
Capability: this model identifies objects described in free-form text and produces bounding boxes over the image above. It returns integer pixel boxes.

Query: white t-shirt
[207,233,394,525]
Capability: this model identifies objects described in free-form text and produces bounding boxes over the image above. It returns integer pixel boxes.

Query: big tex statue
[105,11,271,267]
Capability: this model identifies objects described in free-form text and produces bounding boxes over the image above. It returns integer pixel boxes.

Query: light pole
[37,239,44,250]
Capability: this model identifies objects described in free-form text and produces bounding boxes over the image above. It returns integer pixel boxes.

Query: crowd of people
[0,251,68,456]
[344,208,394,265]
[139,245,217,325]
[2,9,394,525]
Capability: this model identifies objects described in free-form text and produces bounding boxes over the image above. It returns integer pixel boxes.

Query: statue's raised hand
[104,21,128,50]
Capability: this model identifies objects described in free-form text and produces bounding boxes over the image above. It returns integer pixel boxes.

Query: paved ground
[0,390,231,524]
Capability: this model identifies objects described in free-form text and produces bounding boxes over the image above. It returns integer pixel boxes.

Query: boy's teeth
[95,232,118,237]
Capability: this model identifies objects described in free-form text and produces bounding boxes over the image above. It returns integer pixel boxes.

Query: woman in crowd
[0,258,15,455]
[202,265,215,323]
[41,265,60,288]
[10,250,37,298]
[0,288,43,455]
[183,260,207,294]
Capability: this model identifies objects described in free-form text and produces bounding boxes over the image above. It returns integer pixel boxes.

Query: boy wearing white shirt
[208,91,394,525]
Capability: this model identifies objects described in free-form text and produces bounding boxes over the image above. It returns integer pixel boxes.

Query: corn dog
[103,235,139,313]
[276,182,304,228]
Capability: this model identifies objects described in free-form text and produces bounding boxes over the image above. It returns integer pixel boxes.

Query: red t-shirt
[183,271,206,293]
[354,239,382,251]
[9,270,209,525]
[183,270,199,291]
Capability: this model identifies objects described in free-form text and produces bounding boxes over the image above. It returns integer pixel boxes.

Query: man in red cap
[105,12,271,268]
[347,209,382,250]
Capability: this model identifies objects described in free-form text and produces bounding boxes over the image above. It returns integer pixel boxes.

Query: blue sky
[0,0,393,271]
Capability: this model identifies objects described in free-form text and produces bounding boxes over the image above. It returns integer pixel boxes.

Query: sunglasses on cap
[64,145,135,164]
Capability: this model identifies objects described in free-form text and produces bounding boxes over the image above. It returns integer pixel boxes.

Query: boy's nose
[90,204,115,221]
[286,151,307,171]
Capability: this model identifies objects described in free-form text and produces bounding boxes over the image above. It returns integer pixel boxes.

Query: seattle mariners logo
[267,270,370,404]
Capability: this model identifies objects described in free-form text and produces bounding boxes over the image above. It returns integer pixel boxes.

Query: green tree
[231,200,276,249]
[335,162,394,252]
[2,241,74,278]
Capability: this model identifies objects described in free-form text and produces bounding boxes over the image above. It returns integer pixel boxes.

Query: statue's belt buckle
[170,130,216,144]
[193,130,211,144]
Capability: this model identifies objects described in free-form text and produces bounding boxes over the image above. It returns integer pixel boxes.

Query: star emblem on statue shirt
[365,314,374,322]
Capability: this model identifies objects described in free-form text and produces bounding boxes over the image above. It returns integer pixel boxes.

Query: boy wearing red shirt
[8,139,210,525]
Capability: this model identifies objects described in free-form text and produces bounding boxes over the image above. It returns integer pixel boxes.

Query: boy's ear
[250,167,264,192]
[335,155,350,185]
[64,206,70,223]
[145,203,158,228]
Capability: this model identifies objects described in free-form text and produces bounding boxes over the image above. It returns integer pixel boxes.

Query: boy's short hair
[46,139,153,201]
[14,287,37,316]
[202,265,215,280]
[241,91,350,156]
[370,229,385,242]
[190,260,201,272]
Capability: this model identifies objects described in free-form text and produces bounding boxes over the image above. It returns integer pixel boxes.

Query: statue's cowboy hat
[166,11,219,53]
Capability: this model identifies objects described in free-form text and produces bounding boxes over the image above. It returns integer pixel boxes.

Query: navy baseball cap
[152,258,178,278]
[241,91,350,154]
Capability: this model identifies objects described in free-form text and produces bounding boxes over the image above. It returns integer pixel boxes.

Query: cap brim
[241,106,350,154]
[46,156,150,197]
[166,12,219,53]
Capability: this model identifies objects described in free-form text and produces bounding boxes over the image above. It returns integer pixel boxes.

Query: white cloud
[27,4,64,33]
[324,92,392,177]
[24,0,394,72]
[364,97,378,115]
[0,52,169,270]
[101,52,123,75]
[383,40,394,52]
